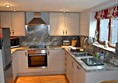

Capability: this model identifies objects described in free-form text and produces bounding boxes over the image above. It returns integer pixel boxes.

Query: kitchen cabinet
[48,49,64,74]
[64,13,79,35]
[50,12,79,36]
[11,12,25,36]
[65,51,76,83]
[0,12,12,29]
[75,61,85,83]
[50,13,64,36]
[12,51,18,81]
[0,12,25,36]
[17,51,29,73]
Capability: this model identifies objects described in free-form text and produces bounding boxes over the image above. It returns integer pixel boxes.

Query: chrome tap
[83,37,88,44]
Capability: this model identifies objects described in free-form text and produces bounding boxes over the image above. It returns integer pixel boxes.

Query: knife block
[71,40,77,47]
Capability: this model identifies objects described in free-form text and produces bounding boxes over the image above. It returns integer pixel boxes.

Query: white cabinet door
[48,49,64,73]
[65,13,79,35]
[12,51,18,81]
[75,61,86,83]
[64,51,68,75]
[11,12,25,36]
[0,12,12,29]
[50,12,79,36]
[0,12,25,36]
[18,51,28,73]
[50,13,64,36]
[65,51,76,83]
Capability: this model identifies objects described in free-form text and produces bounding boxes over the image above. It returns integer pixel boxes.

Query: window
[99,19,109,42]
[95,6,118,48]
[110,18,118,46]
[97,18,118,47]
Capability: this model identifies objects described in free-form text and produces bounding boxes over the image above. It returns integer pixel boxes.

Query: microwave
[10,37,20,48]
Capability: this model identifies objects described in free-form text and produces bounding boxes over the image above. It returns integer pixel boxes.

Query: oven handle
[28,53,47,56]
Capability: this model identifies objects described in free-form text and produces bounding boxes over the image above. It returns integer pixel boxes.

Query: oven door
[28,53,47,67]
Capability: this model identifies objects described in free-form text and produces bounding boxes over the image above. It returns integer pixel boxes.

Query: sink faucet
[84,37,88,44]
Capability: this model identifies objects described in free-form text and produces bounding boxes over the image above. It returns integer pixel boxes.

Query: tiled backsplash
[20,25,80,47]
[20,36,81,46]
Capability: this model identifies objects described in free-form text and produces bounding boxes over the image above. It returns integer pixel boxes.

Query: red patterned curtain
[95,6,118,19]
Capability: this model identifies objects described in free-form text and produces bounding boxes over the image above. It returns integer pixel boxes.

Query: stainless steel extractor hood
[28,12,46,26]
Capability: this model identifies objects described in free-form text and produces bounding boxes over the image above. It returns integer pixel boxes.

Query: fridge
[0,28,13,83]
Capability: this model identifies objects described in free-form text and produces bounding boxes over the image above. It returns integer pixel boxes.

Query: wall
[80,0,118,37]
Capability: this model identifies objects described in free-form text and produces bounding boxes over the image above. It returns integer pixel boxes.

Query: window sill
[92,43,115,53]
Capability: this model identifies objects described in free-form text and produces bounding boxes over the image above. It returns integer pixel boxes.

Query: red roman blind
[95,6,118,19]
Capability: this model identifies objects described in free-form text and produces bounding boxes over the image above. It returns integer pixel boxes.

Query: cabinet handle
[63,30,64,35]
[65,69,66,72]
[72,62,74,67]
[12,31,14,35]
[48,51,49,55]
[10,31,12,35]
[11,56,13,61]
[77,66,80,70]
[66,30,67,35]
[25,52,28,56]
[65,63,66,66]
[65,58,66,61]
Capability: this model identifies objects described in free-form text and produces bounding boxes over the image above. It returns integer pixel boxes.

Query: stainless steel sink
[81,57,104,66]
[71,51,93,58]
[73,52,92,57]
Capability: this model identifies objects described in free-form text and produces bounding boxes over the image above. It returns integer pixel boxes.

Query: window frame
[97,18,116,48]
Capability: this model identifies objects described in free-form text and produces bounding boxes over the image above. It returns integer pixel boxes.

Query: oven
[28,49,48,67]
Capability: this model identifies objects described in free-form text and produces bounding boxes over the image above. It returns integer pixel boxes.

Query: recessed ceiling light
[61,9,67,12]
[6,4,10,8]
[13,9,16,11]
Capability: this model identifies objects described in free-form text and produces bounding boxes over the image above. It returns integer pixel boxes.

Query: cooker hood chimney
[28,12,46,26]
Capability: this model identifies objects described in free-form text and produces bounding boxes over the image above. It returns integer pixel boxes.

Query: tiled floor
[16,75,69,83]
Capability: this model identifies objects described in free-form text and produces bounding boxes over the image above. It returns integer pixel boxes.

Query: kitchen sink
[70,50,93,57]
[73,52,92,57]
[81,57,104,66]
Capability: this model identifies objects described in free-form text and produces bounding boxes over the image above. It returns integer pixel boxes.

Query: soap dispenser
[100,51,105,62]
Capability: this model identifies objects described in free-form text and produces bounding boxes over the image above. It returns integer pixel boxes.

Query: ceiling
[0,0,110,12]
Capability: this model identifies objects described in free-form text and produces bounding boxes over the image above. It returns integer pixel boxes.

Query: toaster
[62,40,70,46]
